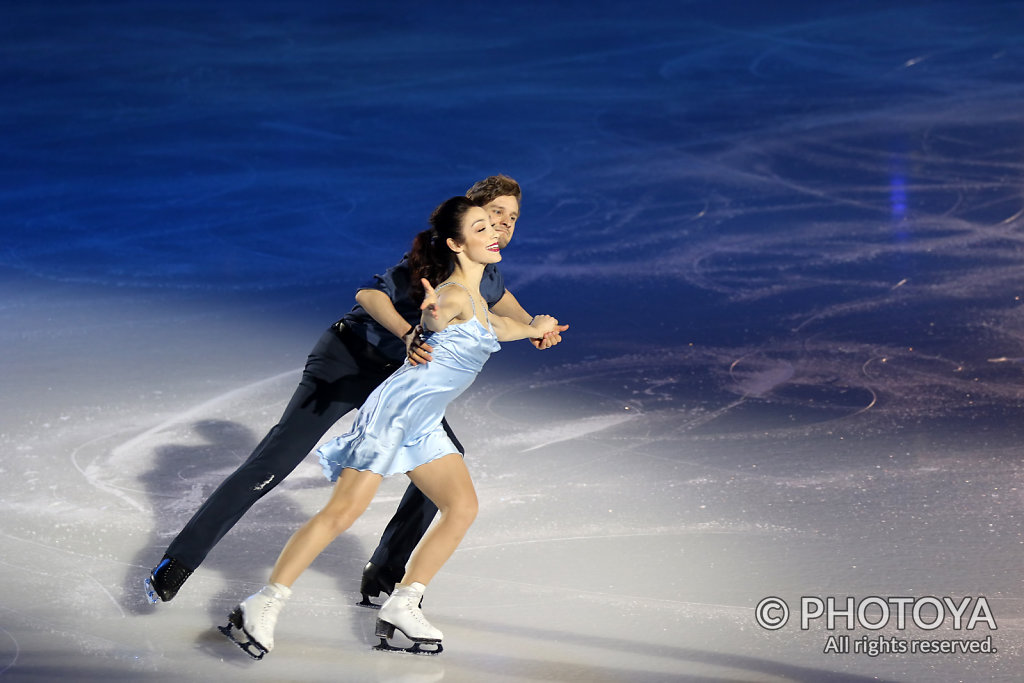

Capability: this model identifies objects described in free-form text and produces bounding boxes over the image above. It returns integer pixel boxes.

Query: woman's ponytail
[408,196,476,301]
[408,228,445,301]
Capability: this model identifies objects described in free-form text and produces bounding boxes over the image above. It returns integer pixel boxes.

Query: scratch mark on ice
[517,413,636,453]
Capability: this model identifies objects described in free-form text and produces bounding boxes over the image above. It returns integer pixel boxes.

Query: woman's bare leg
[269,467,382,586]
[401,452,478,586]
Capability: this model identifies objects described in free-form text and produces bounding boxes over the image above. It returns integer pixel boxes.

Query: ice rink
[2,1,1023,681]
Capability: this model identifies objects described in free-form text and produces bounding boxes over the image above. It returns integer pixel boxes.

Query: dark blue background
[5,0,1024,376]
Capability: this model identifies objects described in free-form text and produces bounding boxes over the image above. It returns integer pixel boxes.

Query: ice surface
[2,1,1023,681]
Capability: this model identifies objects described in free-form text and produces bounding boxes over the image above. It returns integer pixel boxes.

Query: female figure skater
[220,196,560,659]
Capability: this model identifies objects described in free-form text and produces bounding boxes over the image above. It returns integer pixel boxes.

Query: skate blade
[373,618,441,655]
[218,608,268,660]
[143,577,160,604]
[373,637,443,656]
[357,594,384,610]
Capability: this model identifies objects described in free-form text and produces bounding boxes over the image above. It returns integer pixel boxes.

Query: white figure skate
[374,582,443,655]
[219,582,292,660]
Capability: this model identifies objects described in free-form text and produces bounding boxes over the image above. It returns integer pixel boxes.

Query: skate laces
[260,596,279,620]
[403,602,427,625]
[394,589,432,628]
[249,584,290,629]
[261,587,287,616]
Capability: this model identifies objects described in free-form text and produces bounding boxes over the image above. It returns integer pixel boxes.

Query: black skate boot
[358,561,405,608]
[144,555,194,603]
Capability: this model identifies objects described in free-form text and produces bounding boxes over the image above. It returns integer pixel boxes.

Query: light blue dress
[317,282,501,479]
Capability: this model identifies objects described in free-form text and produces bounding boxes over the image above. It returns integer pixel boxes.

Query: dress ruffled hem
[317,428,457,480]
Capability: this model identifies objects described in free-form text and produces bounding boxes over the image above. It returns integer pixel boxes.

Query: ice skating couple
[144,175,568,658]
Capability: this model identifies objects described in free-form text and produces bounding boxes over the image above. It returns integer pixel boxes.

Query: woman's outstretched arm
[489,313,560,343]
[420,279,470,333]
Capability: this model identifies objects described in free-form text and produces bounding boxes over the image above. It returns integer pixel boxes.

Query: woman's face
[451,206,501,265]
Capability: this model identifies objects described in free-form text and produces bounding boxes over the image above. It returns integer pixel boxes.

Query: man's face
[481,195,519,249]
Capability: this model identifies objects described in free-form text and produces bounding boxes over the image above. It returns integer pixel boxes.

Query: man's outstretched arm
[354,289,427,362]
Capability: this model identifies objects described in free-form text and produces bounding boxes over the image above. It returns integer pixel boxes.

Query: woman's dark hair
[408,196,476,302]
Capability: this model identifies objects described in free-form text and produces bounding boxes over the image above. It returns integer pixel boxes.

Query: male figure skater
[146,175,567,603]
